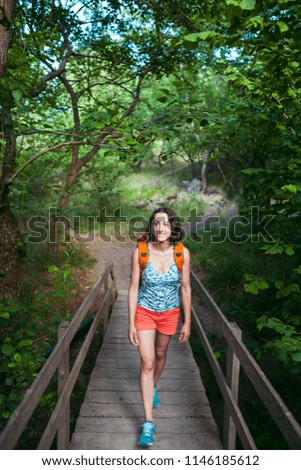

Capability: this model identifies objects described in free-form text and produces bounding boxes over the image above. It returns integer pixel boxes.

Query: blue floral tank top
[137,244,181,312]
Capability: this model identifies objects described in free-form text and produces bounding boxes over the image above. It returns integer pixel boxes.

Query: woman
[128,207,191,448]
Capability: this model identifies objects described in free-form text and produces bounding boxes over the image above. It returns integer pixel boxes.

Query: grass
[100,159,227,225]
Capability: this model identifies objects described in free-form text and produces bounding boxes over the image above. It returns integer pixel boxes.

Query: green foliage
[0,300,46,426]
[47,249,75,284]
[244,275,269,295]
[0,245,89,429]
[257,316,301,371]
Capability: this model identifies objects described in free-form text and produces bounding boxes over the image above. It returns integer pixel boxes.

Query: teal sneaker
[153,386,160,409]
[138,421,155,447]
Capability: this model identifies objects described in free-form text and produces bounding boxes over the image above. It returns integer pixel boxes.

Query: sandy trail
[84,238,135,291]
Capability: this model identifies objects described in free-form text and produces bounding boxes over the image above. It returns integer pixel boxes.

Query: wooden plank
[91,367,199,379]
[87,377,204,392]
[96,349,193,359]
[70,432,222,450]
[75,417,219,434]
[95,358,197,369]
[78,403,213,418]
[85,390,210,405]
[101,338,189,347]
[57,322,70,449]
[223,322,242,450]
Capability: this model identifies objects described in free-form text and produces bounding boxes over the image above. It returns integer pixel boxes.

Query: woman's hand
[179,323,191,343]
[128,325,139,347]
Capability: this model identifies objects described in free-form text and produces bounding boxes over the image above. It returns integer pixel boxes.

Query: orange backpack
[137,240,184,276]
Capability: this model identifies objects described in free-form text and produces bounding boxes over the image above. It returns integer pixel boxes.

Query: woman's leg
[153,332,172,386]
[137,329,156,422]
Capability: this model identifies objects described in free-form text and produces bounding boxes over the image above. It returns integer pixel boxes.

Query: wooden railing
[0,263,117,450]
[190,269,301,450]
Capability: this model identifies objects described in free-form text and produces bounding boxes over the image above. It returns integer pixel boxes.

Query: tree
[179,0,301,369]
[0,0,202,299]
[0,0,14,77]
[0,0,20,301]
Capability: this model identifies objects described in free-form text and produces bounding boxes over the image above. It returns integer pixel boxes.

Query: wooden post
[102,270,109,333]
[57,321,70,449]
[223,322,242,450]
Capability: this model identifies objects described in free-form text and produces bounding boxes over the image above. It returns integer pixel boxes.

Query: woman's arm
[128,246,140,346]
[179,246,191,343]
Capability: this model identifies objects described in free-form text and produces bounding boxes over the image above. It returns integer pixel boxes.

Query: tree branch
[122,75,144,119]
[29,30,73,97]
[8,141,99,183]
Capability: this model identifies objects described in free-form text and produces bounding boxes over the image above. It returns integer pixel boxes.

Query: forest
[0,0,301,449]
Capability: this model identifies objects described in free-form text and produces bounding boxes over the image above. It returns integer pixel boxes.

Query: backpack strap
[137,241,149,276]
[137,240,184,275]
[174,242,184,272]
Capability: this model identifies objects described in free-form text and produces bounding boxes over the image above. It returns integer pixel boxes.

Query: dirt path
[84,238,135,291]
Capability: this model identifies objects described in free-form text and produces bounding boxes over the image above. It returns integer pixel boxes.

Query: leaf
[18,339,33,348]
[244,275,269,295]
[0,312,10,319]
[265,244,283,255]
[184,33,201,42]
[12,89,23,102]
[281,184,297,194]
[197,31,217,40]
[244,283,259,294]
[277,21,289,33]
[184,31,217,42]
[275,280,284,290]
[226,0,240,5]
[5,377,13,386]
[63,269,72,280]
[266,318,295,336]
[14,353,22,363]
[285,246,294,256]
[292,352,301,362]
[1,344,14,356]
[240,0,256,10]
[48,265,58,273]
[276,283,300,298]
[256,316,267,332]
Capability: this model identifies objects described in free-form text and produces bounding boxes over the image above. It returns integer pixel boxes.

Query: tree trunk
[0,68,23,301]
[201,149,210,194]
[189,155,196,178]
[0,101,22,301]
[216,160,235,192]
[0,0,15,77]
[0,205,22,301]
[169,156,175,177]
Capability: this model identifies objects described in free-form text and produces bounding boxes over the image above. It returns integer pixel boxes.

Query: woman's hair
[138,207,185,243]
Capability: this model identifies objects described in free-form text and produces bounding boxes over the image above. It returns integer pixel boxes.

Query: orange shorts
[135,305,180,336]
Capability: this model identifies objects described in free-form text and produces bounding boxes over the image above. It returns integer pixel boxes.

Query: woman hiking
[128,207,192,448]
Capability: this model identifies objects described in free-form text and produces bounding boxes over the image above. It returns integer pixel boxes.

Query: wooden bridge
[70,289,221,450]
[1,262,301,450]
